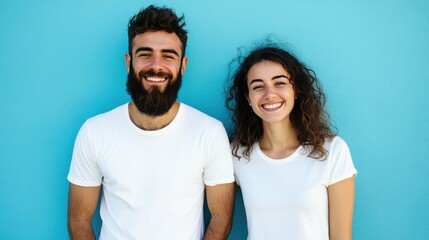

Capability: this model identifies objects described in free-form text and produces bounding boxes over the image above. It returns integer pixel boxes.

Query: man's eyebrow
[161,49,180,57]
[135,47,153,55]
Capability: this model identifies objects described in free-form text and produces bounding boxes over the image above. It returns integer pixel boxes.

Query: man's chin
[143,84,165,93]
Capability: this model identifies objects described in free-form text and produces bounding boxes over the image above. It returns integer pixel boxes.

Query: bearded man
[67,5,235,240]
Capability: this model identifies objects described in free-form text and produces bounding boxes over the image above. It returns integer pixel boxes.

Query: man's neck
[128,102,180,130]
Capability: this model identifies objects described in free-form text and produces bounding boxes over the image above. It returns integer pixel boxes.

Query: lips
[261,102,283,111]
[139,69,172,83]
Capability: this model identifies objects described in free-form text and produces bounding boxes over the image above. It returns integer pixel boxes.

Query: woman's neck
[259,119,300,159]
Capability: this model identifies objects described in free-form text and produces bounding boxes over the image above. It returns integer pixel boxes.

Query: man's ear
[125,53,131,73]
[180,57,188,75]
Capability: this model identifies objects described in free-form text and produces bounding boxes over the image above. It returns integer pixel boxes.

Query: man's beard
[126,64,182,117]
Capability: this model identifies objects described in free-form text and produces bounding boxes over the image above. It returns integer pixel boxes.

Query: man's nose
[149,55,164,71]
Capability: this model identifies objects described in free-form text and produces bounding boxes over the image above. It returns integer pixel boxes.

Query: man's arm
[68,183,101,240]
[328,176,355,240]
[204,182,235,240]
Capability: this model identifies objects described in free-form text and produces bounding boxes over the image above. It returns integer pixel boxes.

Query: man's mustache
[139,69,172,79]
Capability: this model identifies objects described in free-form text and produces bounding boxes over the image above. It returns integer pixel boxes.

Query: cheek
[247,92,258,105]
[163,62,181,76]
[132,59,147,72]
[282,87,295,99]
[250,104,264,119]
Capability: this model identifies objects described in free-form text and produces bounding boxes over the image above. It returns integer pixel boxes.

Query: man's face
[126,31,188,116]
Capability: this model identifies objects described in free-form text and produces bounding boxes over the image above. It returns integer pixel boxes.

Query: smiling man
[67,5,235,240]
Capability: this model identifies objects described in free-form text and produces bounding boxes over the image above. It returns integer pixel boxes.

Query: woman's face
[246,60,295,124]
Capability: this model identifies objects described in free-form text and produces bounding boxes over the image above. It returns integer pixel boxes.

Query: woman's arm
[328,176,355,240]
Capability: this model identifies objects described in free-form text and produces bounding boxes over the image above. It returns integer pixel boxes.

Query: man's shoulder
[86,103,127,123]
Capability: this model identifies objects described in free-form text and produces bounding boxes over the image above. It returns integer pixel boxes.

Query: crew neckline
[255,142,303,163]
[124,102,183,136]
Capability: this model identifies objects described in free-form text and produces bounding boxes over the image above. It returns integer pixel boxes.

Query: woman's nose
[263,86,277,100]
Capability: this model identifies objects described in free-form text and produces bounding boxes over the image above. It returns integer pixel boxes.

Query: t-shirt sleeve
[234,172,241,186]
[203,122,235,186]
[67,121,102,186]
[326,137,357,186]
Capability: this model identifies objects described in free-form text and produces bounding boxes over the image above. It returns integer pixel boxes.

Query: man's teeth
[146,77,166,82]
[263,103,282,109]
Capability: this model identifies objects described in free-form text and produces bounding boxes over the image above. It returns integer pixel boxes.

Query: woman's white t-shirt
[233,136,357,240]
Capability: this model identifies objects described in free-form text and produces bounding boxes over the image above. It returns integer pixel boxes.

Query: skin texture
[68,30,234,239]
[247,61,295,125]
[328,177,355,240]
[125,31,188,130]
[247,61,300,159]
[68,184,100,240]
[246,60,355,238]
[126,31,187,93]
[204,183,235,240]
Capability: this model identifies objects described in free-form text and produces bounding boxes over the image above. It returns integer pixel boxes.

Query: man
[67,5,235,240]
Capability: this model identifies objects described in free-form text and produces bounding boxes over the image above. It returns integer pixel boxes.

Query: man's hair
[128,5,188,58]
[226,44,335,160]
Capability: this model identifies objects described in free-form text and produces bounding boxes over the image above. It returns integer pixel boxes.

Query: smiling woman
[247,61,296,125]
[226,44,357,240]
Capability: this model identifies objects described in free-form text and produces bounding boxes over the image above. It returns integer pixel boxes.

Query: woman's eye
[252,85,263,90]
[275,81,286,86]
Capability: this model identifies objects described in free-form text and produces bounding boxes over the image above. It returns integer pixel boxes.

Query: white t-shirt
[68,102,235,240]
[233,136,357,240]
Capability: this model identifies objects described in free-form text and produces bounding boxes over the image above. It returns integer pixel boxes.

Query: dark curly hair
[128,5,188,58]
[226,43,335,160]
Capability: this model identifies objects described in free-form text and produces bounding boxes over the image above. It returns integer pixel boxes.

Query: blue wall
[1,0,428,239]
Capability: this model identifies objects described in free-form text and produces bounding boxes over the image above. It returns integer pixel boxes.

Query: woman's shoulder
[324,136,349,151]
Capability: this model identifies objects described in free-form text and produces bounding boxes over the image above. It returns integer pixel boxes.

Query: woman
[227,45,357,240]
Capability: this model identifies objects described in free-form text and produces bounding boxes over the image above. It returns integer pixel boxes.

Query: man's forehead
[132,31,183,54]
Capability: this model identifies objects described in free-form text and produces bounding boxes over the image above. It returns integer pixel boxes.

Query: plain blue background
[1,0,428,239]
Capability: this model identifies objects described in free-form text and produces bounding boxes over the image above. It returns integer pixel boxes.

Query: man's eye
[164,55,175,59]
[139,53,151,58]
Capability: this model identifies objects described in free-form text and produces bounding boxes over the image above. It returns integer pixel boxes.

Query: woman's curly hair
[226,43,335,160]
